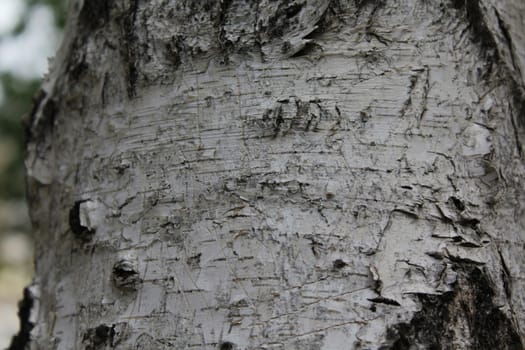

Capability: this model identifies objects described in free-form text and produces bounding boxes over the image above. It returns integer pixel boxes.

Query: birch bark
[14,0,525,349]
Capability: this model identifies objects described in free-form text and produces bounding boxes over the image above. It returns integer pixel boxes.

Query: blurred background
[0,0,65,347]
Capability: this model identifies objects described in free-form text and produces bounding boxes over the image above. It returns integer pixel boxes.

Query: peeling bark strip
[24,0,525,348]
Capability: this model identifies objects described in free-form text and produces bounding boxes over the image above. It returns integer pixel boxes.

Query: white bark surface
[17,0,525,349]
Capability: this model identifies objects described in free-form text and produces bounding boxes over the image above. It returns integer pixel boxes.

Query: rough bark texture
[17,0,525,349]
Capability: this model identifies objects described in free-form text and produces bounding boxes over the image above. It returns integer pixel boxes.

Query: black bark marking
[65,36,89,83]
[457,217,480,229]
[448,196,465,212]
[82,324,116,350]
[258,98,332,137]
[309,0,342,37]
[392,208,419,220]
[368,296,401,306]
[217,0,234,49]
[289,41,323,58]
[101,72,109,107]
[164,35,184,67]
[112,259,140,290]
[255,0,340,60]
[498,250,513,301]
[309,238,323,257]
[41,97,57,130]
[495,10,518,72]
[385,265,523,350]
[25,89,45,139]
[360,110,371,123]
[509,85,525,158]
[266,2,306,39]
[511,81,525,126]
[261,103,286,138]
[7,288,35,350]
[509,102,524,158]
[69,200,95,241]
[450,0,497,59]
[78,0,110,31]
[64,0,110,85]
[120,0,139,99]
[187,253,202,268]
[355,0,384,11]
[333,259,348,269]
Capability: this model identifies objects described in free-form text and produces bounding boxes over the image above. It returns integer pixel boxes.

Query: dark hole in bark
[7,287,34,350]
[219,341,235,350]
[333,259,348,269]
[69,200,95,241]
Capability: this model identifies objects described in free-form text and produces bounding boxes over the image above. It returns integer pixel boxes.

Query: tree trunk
[16,0,525,349]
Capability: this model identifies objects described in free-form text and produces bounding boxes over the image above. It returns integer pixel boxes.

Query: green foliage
[29,0,68,28]
[0,74,40,199]
[12,0,68,34]
[0,0,66,200]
